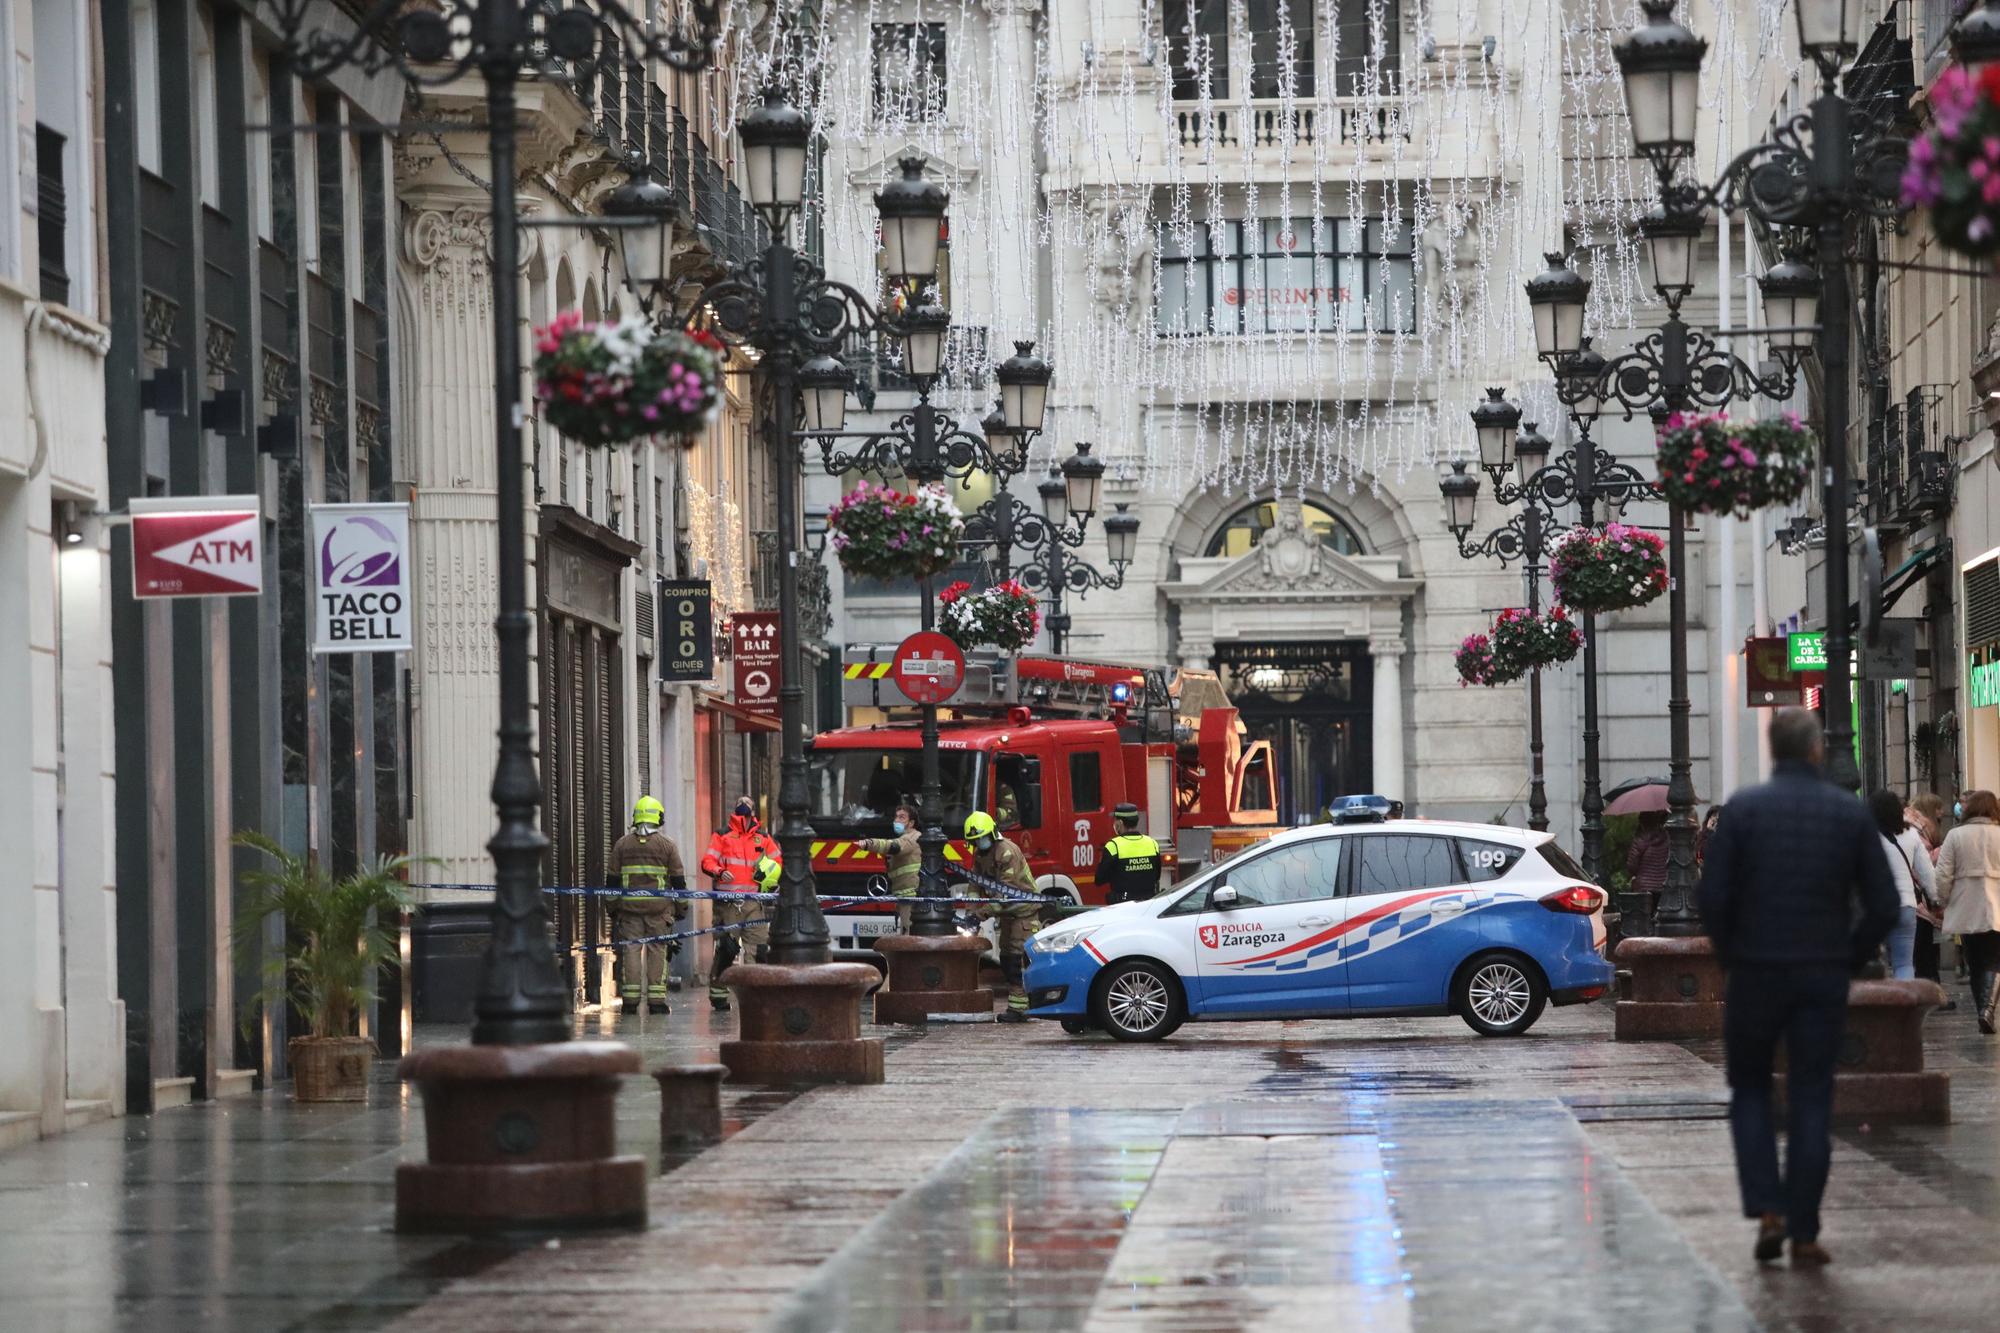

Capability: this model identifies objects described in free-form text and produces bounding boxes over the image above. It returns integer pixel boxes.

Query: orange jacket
[700,814,780,891]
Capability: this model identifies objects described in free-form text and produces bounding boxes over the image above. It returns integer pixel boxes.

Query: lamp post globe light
[1612,0,1708,173]
[1525,252,1591,360]
[266,0,727,1234]
[964,452,1137,658]
[601,172,676,315]
[875,156,950,284]
[998,339,1055,434]
[738,87,812,224]
[1470,387,1523,481]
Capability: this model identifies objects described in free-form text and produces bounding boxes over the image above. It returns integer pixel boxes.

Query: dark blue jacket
[1696,761,1898,967]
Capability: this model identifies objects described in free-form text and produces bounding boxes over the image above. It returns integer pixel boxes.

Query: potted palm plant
[233,831,420,1102]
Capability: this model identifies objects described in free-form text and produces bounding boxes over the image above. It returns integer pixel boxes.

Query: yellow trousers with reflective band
[981,903,1039,1012]
[613,898,675,1002]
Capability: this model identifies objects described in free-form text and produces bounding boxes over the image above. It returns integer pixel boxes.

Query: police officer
[858,803,921,934]
[966,811,1039,1023]
[701,795,780,1011]
[1095,803,1162,904]
[607,796,687,1014]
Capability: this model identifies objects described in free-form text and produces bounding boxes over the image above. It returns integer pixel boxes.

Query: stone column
[399,201,504,888]
[1370,637,1406,800]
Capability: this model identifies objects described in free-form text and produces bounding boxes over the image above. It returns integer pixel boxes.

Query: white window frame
[0,0,19,283]
[30,0,99,310]
[134,0,163,174]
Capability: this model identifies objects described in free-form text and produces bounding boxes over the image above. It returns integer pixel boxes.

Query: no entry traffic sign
[129,495,263,599]
[892,631,964,705]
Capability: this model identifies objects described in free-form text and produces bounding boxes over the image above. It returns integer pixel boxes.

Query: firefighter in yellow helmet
[966,811,1039,1023]
[607,795,686,1014]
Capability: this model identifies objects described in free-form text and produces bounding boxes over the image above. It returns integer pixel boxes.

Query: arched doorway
[1213,641,1373,822]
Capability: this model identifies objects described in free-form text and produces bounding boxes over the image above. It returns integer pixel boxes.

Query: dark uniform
[607,822,687,1010]
[1096,831,1163,903]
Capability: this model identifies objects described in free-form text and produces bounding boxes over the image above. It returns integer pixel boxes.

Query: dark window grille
[872,23,947,120]
[35,124,68,305]
[1967,558,2000,647]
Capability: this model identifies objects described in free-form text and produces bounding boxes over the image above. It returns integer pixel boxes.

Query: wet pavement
[0,995,1997,1330]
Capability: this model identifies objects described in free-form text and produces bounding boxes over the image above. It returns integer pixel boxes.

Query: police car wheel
[1059,1018,1092,1036]
[1454,952,1547,1037]
[1091,960,1183,1042]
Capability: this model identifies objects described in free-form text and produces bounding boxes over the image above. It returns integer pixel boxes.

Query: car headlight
[1036,925,1100,955]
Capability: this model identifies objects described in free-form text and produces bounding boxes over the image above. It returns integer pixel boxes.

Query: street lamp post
[978,448,1134,656]
[270,0,725,1233]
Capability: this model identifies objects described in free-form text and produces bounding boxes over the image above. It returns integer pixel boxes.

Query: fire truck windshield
[807,747,984,834]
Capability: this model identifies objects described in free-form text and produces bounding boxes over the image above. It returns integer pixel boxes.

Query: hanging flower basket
[1456,633,1513,688]
[1490,606,1583,679]
[938,579,1041,652]
[1548,523,1668,614]
[1901,62,2000,260]
[1654,411,1815,517]
[532,311,723,446]
[828,481,964,580]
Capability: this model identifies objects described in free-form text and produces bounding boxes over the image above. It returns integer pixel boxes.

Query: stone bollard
[653,1063,727,1150]
[1776,978,1950,1124]
[871,934,992,1024]
[718,962,885,1085]
[1613,935,1726,1040]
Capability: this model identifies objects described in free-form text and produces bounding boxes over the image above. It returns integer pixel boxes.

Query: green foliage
[1600,814,1638,889]
[232,831,424,1041]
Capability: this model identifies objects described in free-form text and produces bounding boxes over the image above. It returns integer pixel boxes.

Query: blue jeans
[1724,963,1850,1244]
[1886,906,1917,980]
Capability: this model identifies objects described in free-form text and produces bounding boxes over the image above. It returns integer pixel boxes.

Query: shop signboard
[731,613,781,719]
[310,503,412,653]
[1787,631,1828,672]
[658,580,714,682]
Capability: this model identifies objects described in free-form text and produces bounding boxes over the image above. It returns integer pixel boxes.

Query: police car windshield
[807,748,982,834]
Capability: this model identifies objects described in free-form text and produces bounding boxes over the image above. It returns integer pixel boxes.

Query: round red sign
[891,631,965,705]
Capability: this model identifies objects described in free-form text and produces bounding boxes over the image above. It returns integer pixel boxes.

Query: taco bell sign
[310,503,412,653]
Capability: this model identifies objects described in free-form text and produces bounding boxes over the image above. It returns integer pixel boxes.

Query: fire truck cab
[808,649,1280,946]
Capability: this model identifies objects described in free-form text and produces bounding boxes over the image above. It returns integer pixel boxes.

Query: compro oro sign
[129,495,263,599]
[311,503,413,653]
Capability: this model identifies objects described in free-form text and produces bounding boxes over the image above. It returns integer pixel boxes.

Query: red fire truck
[808,649,1281,947]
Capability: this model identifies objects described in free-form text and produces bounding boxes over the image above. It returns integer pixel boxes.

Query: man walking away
[966,811,1039,1023]
[858,803,922,934]
[1095,803,1162,904]
[1936,790,2000,1031]
[608,796,687,1014]
[701,795,780,1012]
[1697,709,1898,1267]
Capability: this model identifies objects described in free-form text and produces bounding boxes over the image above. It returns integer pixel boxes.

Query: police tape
[410,879,1062,907]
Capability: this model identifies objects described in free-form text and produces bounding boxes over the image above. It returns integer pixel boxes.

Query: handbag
[1898,836,1944,928]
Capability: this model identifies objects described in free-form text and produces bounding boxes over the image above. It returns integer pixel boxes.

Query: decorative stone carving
[404,206,496,327]
[205,319,237,380]
[142,288,177,357]
[261,349,294,410]
[308,375,339,430]
[356,403,383,457]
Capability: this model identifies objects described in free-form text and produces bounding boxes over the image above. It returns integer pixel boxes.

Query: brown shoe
[1791,1241,1832,1267]
[1754,1214,1786,1264]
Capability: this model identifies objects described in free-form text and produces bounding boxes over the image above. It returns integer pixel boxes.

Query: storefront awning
[1843,544,1948,631]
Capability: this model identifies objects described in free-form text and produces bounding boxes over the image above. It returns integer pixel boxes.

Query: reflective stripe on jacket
[860,830,922,895]
[701,815,781,891]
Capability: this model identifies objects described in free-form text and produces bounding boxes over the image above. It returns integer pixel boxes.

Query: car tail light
[1540,884,1604,914]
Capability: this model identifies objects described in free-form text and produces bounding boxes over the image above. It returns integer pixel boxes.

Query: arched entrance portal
[1214,641,1373,822]
[1163,493,1420,818]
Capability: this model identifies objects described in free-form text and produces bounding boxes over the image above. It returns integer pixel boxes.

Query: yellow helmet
[964,811,998,841]
[632,795,665,828]
[753,855,782,890]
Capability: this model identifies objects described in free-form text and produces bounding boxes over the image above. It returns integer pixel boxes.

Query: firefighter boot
[997,947,1030,1023]
[710,936,739,1011]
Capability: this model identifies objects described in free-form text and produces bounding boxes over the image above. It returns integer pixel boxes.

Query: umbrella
[1604,781,1702,816]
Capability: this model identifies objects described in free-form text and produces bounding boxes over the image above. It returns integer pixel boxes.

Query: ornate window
[1158,217,1415,336]
[1205,498,1364,559]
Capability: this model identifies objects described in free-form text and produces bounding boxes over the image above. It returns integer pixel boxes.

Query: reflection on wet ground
[2,999,1997,1330]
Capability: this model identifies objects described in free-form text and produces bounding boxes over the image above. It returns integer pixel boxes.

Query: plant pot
[290,1035,375,1102]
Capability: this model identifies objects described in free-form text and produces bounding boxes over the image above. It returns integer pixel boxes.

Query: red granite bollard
[719,962,886,1085]
[395,1041,647,1233]
[871,934,992,1024]
[654,1063,727,1149]
[1775,978,1950,1124]
[1613,935,1726,1040]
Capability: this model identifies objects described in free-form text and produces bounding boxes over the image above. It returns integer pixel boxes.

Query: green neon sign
[1788,631,1827,671]
[1973,658,2000,711]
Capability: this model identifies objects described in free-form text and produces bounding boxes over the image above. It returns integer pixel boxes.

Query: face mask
[975,836,995,852]
[636,824,657,837]
[736,802,754,819]
[892,821,907,835]
[1955,802,1965,820]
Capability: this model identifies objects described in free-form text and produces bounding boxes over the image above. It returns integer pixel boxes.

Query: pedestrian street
[4,1000,1998,1332]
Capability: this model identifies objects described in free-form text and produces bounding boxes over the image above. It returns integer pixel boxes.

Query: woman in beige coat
[1937,790,2000,1032]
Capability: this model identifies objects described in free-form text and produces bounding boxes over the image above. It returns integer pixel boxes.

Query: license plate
[851,918,896,938]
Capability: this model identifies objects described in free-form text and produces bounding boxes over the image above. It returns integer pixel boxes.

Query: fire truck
[808,648,1281,947]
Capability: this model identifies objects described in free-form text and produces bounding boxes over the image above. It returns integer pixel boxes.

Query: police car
[1021,821,1613,1041]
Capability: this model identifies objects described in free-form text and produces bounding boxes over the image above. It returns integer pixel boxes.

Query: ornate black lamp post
[268,0,724,1233]
[801,333,1052,940]
[984,448,1134,655]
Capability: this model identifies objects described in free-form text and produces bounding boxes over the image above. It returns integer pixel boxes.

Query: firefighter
[965,811,1038,1023]
[700,795,780,1011]
[858,802,921,934]
[608,796,687,1014]
[1095,803,1162,904]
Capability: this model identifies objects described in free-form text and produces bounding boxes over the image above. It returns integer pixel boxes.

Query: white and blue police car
[1022,821,1614,1041]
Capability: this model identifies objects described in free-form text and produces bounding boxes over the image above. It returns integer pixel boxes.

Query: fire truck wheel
[1091,960,1184,1042]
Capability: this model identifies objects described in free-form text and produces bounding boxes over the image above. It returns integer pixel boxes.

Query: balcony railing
[1173,99,1410,152]
[1867,383,1954,525]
